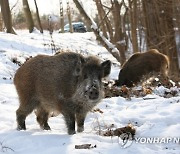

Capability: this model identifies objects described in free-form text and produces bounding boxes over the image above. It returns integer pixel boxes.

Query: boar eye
[83,73,88,79]
[98,74,102,80]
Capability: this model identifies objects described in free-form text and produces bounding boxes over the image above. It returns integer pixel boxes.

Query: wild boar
[14,52,111,134]
[116,49,169,87]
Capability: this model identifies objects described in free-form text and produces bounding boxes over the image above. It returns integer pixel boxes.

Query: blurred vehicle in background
[64,22,87,33]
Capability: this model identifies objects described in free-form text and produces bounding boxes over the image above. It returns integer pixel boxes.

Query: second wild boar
[116,49,169,87]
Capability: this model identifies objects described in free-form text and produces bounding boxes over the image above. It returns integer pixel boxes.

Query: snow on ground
[0,30,180,154]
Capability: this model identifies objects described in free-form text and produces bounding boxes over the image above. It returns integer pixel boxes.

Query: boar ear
[101,60,111,77]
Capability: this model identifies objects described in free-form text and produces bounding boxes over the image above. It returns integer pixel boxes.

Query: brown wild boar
[14,52,111,135]
[116,49,169,87]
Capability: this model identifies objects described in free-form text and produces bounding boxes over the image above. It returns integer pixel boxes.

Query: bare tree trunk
[95,0,108,38]
[0,12,3,31]
[173,0,180,69]
[34,0,43,33]
[67,0,73,33]
[73,0,121,63]
[23,0,34,33]
[0,0,16,34]
[142,0,162,50]
[95,0,114,41]
[112,0,126,64]
[129,0,138,53]
[161,0,179,76]
[59,0,64,33]
[102,6,114,40]
[142,0,179,76]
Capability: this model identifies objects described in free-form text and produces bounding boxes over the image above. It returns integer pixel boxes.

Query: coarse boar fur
[116,49,169,87]
[14,52,111,134]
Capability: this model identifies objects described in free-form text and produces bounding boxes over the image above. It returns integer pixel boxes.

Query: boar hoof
[68,130,76,135]
[77,127,84,133]
[17,125,26,131]
[43,125,51,130]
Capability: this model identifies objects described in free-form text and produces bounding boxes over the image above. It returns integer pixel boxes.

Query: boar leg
[16,98,39,130]
[16,108,27,130]
[76,112,86,133]
[62,111,76,135]
[36,107,50,130]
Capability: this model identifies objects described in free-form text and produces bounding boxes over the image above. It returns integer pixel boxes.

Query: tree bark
[59,0,64,33]
[95,0,108,38]
[142,0,179,76]
[23,0,34,33]
[112,0,126,64]
[129,0,138,53]
[161,0,179,76]
[0,12,3,31]
[0,0,16,34]
[67,1,73,33]
[34,0,43,33]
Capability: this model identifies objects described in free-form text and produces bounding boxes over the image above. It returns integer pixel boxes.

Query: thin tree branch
[10,0,19,12]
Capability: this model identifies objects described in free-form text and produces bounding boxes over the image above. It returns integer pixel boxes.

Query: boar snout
[89,89,99,100]
[88,86,99,100]
[85,80,100,100]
